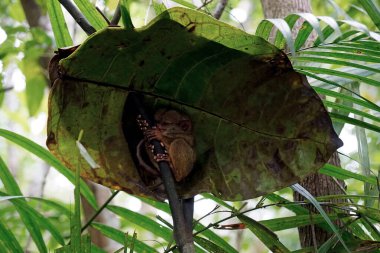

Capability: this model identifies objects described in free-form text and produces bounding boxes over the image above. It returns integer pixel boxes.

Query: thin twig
[130,92,195,253]
[80,190,120,233]
[214,0,228,20]
[0,86,13,93]
[165,200,355,253]
[197,0,213,10]
[110,2,121,26]
[58,0,96,35]
[96,6,110,24]
[39,165,51,199]
[157,215,174,229]
[255,196,266,208]
[309,211,318,252]
[194,205,220,226]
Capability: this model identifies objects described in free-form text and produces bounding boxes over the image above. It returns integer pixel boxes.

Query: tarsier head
[154,109,192,134]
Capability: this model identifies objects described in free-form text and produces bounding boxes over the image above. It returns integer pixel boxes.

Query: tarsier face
[136,108,196,183]
[154,109,192,134]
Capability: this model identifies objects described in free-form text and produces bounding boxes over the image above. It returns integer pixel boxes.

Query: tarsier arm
[141,109,196,182]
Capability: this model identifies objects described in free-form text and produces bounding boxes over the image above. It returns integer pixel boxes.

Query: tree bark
[20,0,44,28]
[294,153,345,248]
[261,0,312,19]
[260,0,345,248]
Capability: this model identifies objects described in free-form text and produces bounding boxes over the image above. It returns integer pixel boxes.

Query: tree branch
[130,92,195,253]
[0,87,13,93]
[58,0,96,35]
[81,190,120,233]
[214,0,228,20]
[19,0,43,28]
[111,2,122,26]
[96,7,110,24]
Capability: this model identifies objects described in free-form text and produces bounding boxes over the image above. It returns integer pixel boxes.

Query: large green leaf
[47,7,341,201]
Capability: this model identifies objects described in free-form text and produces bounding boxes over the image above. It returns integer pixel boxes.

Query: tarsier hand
[137,109,196,182]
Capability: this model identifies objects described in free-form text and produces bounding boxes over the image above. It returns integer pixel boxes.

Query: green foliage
[193,236,229,253]
[0,219,23,253]
[72,0,108,30]
[0,129,98,209]
[0,156,48,253]
[55,235,92,253]
[120,0,134,29]
[291,184,349,252]
[107,205,174,243]
[47,0,73,48]
[92,223,157,252]
[359,0,380,30]
[48,7,341,202]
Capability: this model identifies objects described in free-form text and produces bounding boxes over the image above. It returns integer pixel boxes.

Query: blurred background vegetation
[1,0,380,252]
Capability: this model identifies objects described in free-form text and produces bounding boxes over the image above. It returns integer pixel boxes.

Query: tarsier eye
[161,121,171,126]
[179,120,191,131]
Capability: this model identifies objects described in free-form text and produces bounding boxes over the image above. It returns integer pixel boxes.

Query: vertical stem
[182,198,194,232]
[214,0,228,20]
[130,93,194,253]
[80,190,120,233]
[111,2,122,25]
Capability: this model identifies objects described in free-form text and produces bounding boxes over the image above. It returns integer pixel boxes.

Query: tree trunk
[261,0,312,19]
[260,0,345,248]
[294,153,345,248]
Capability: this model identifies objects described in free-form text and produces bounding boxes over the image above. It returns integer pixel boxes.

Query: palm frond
[256,14,380,137]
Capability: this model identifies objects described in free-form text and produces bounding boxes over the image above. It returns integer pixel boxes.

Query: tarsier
[136,109,196,182]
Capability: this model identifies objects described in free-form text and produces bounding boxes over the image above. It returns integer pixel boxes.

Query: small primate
[137,109,196,182]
